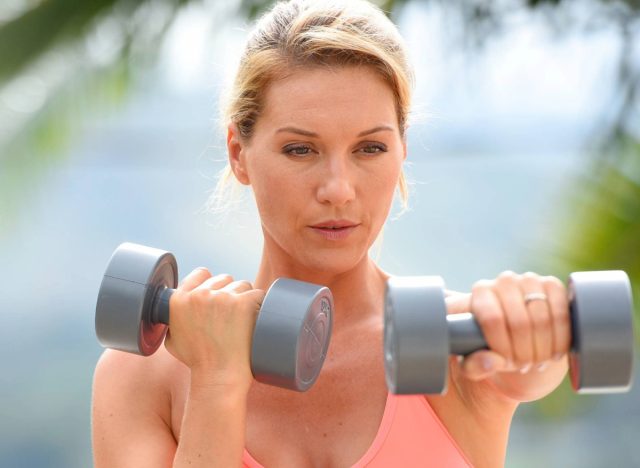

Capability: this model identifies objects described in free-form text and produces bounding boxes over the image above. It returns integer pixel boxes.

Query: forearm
[173,374,250,468]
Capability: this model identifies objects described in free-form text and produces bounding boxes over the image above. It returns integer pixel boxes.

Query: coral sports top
[242,392,474,467]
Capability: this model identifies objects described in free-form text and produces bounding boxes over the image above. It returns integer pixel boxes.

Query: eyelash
[283,143,387,156]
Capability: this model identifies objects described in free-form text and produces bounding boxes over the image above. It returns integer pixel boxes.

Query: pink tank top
[242,392,474,467]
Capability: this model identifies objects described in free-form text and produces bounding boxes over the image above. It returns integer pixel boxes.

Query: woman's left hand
[450,271,571,402]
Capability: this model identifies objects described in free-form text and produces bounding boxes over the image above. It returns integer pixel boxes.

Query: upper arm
[92,349,177,468]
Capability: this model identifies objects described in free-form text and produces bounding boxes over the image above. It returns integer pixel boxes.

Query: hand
[456,271,571,381]
[163,267,265,389]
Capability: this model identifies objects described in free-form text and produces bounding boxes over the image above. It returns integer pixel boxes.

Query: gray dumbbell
[95,242,333,392]
[384,271,635,395]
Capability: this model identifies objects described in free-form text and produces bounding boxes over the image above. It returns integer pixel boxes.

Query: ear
[227,123,251,185]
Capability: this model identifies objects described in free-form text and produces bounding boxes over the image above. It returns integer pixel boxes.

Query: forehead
[257,66,398,132]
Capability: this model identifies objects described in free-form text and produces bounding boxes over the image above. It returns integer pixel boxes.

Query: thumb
[459,350,508,382]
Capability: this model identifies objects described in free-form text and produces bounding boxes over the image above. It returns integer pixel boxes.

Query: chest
[170,331,389,467]
[243,377,389,467]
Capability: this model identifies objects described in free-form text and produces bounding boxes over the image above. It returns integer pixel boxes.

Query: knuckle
[195,267,212,277]
[212,289,232,301]
[213,273,232,282]
[522,271,540,281]
[496,270,519,286]
[192,287,213,302]
[471,279,494,291]
[477,311,503,332]
[543,275,565,291]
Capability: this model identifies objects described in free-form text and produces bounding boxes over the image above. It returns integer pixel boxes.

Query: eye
[283,144,313,156]
[360,143,387,154]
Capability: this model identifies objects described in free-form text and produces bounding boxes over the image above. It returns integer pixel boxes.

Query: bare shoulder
[93,349,164,431]
[92,346,183,467]
[93,346,182,415]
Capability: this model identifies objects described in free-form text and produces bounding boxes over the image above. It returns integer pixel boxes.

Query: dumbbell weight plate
[568,271,634,393]
[252,278,333,392]
[95,243,177,355]
[384,276,450,395]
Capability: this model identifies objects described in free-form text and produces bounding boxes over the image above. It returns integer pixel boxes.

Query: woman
[92,0,570,466]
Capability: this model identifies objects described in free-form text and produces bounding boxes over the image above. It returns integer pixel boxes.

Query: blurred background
[1,0,639,466]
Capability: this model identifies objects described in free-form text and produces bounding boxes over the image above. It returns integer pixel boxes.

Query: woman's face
[229,65,406,275]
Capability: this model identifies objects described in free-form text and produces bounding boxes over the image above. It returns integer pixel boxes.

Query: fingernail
[519,363,532,374]
[536,362,549,372]
[481,356,493,371]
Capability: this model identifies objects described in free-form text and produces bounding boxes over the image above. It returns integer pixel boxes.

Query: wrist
[189,367,253,396]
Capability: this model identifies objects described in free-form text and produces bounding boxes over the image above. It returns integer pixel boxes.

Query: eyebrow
[275,125,395,138]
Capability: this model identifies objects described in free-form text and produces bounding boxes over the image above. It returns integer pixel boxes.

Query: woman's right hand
[163,267,266,391]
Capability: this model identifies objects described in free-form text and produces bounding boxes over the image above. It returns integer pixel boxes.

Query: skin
[225,65,570,463]
[92,64,571,468]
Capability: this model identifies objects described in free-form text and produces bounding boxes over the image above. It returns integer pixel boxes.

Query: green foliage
[524,129,640,416]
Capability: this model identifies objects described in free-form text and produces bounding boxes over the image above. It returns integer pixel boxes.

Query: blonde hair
[208,0,414,216]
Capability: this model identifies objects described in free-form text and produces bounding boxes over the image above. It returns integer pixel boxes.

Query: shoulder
[93,346,185,421]
[92,347,185,466]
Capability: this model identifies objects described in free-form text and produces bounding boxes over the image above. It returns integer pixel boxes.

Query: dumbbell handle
[447,313,489,356]
[150,287,174,325]
[151,290,492,355]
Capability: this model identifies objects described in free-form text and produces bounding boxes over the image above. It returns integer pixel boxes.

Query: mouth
[310,219,359,229]
[308,220,360,240]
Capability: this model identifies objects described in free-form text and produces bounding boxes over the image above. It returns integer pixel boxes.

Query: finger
[495,271,535,372]
[542,276,571,361]
[445,291,472,315]
[198,273,234,291]
[520,272,553,368]
[471,280,514,368]
[220,279,254,294]
[241,288,267,312]
[178,267,213,292]
[459,350,508,382]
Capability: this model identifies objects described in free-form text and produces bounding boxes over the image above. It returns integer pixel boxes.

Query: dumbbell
[384,271,635,395]
[95,242,333,392]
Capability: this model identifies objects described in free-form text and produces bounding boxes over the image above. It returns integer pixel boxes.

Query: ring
[523,292,548,305]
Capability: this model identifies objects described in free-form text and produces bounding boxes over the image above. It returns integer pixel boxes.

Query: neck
[253,246,389,334]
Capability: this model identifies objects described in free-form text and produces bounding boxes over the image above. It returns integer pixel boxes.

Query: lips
[309,220,360,241]
[310,219,359,229]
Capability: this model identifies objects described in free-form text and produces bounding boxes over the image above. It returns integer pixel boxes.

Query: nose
[316,155,356,207]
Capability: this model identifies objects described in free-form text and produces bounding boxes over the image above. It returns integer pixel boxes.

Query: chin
[296,247,367,278]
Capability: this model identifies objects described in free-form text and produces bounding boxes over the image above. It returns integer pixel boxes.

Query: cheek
[367,161,402,210]
[249,158,303,222]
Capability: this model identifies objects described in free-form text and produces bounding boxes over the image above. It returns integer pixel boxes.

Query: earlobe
[227,123,251,185]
